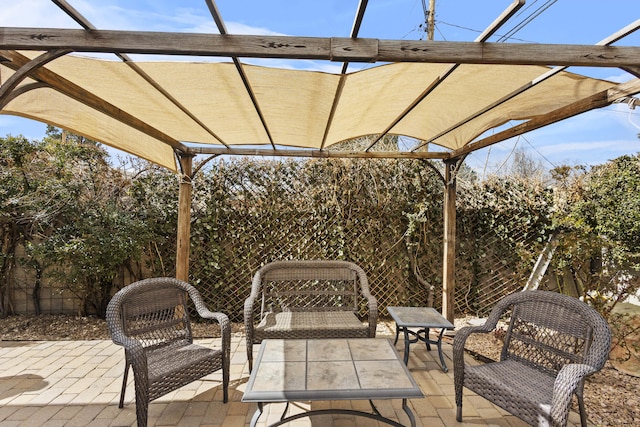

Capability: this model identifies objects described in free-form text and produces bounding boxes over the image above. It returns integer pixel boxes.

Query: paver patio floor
[0,331,590,426]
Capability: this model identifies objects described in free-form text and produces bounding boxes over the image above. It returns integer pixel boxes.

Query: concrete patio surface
[0,330,590,426]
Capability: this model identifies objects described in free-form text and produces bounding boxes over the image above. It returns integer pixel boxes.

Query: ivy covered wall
[4,133,637,322]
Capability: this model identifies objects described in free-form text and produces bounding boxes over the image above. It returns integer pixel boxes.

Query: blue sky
[2,0,640,175]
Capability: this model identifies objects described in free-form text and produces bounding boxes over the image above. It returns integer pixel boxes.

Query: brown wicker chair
[453,290,611,427]
[244,260,377,371]
[106,277,230,427]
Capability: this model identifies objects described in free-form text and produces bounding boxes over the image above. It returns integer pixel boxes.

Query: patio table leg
[435,328,448,372]
[403,327,411,365]
[403,398,416,427]
[398,326,449,371]
[280,401,289,421]
[421,328,432,351]
[250,402,264,427]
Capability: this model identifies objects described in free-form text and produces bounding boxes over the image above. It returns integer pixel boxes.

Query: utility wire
[521,134,557,170]
[435,21,536,43]
[496,0,558,42]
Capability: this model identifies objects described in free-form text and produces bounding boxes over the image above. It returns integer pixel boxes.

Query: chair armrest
[363,293,378,337]
[244,295,258,336]
[453,293,518,367]
[349,263,377,337]
[106,300,147,367]
[198,310,230,330]
[111,333,148,375]
[550,363,597,426]
[453,325,494,410]
[186,285,231,352]
[244,270,265,337]
[453,326,494,369]
[198,310,231,356]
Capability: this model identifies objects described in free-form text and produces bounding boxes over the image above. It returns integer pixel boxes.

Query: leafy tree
[551,156,640,315]
[0,127,156,317]
[0,134,44,315]
[126,159,179,277]
[33,129,154,316]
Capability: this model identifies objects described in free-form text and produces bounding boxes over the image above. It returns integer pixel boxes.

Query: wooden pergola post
[441,157,461,323]
[176,153,194,281]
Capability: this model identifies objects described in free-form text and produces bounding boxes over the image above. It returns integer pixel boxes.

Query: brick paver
[0,331,591,426]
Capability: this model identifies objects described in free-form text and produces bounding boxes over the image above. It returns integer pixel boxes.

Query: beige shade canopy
[1,0,639,172]
[0,54,619,171]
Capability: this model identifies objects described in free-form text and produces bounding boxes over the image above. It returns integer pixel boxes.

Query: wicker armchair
[244,260,377,371]
[106,277,230,427]
[453,290,611,427]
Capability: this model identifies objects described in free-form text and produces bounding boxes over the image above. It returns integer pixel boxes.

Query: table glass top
[387,306,454,329]
[242,338,423,402]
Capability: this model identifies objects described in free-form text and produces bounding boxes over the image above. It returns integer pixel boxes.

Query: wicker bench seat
[256,311,368,336]
[244,260,377,371]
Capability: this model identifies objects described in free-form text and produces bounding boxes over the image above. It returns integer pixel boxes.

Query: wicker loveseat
[453,290,611,427]
[106,277,230,427]
[244,260,377,371]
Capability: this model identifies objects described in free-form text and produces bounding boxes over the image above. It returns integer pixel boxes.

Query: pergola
[2,0,640,321]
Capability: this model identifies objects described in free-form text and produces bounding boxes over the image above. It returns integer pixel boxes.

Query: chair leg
[223,353,229,403]
[578,398,587,427]
[455,378,463,422]
[135,400,148,427]
[247,341,254,373]
[576,385,588,427]
[119,360,130,408]
[133,370,149,427]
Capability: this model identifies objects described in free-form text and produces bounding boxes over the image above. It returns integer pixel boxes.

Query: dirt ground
[0,314,638,426]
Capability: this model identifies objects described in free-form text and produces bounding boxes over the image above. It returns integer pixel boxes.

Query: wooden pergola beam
[2,28,640,67]
[187,146,450,159]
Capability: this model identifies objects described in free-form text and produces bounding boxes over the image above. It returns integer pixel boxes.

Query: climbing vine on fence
[1,132,568,319]
[182,156,554,321]
[187,157,444,321]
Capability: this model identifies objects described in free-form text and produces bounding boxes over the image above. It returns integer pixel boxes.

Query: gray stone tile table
[242,338,424,426]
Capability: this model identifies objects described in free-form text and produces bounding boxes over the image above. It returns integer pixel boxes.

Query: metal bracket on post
[444,154,468,186]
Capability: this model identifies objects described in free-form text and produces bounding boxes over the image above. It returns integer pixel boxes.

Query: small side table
[387,306,454,372]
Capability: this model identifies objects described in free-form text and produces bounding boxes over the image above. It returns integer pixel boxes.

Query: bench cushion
[255,311,369,340]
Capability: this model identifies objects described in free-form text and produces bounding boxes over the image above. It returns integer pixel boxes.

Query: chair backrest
[498,291,611,375]
[253,260,370,316]
[107,278,194,350]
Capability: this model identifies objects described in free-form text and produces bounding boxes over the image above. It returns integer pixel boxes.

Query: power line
[495,0,558,42]
[435,20,536,43]
[520,134,558,170]
[433,0,557,44]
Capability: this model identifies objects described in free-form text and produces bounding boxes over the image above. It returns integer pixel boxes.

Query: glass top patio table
[387,306,455,371]
[242,338,424,427]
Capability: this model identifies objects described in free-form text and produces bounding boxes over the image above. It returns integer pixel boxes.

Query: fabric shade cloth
[1,52,616,171]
